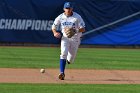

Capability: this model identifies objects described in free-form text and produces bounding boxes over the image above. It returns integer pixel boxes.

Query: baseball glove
[64,27,76,38]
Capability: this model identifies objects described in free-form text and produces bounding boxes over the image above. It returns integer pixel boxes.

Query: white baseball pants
[60,36,81,63]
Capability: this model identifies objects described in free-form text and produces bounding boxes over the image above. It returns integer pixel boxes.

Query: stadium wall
[0,0,140,45]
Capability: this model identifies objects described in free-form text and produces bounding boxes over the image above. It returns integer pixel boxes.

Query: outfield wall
[0,0,140,45]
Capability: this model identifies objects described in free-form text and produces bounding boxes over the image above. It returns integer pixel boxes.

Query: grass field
[0,84,139,93]
[0,47,139,70]
[0,47,140,93]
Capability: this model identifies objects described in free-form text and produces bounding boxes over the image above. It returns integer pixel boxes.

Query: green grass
[0,84,139,93]
[0,47,140,70]
[0,47,140,93]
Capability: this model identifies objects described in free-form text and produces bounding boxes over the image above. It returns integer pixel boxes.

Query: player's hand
[53,32,61,38]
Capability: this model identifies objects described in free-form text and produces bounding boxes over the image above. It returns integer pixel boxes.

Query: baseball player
[52,2,85,80]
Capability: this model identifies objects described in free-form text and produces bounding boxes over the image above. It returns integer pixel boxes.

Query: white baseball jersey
[52,12,85,38]
[52,12,85,63]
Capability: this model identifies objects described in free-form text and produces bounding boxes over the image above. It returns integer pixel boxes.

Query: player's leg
[59,37,69,80]
[67,38,80,64]
[67,49,77,64]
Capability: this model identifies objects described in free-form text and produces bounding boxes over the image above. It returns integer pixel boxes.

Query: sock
[60,59,66,73]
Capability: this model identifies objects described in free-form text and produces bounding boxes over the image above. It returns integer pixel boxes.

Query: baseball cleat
[58,73,65,80]
[67,60,71,64]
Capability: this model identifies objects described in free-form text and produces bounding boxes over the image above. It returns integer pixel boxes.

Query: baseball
[40,69,45,73]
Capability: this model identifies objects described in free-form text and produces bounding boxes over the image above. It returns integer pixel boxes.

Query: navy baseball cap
[64,2,73,8]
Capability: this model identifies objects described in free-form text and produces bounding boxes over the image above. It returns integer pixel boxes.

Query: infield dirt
[0,68,139,84]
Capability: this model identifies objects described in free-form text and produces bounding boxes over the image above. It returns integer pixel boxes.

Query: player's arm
[52,16,61,38]
[78,16,85,33]
[52,28,61,38]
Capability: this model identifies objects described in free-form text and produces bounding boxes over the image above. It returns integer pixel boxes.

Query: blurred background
[0,0,140,47]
